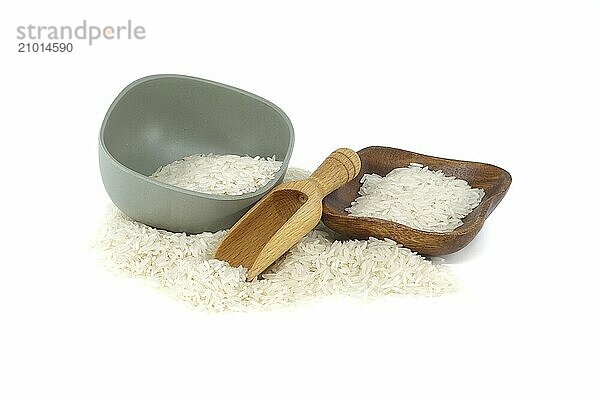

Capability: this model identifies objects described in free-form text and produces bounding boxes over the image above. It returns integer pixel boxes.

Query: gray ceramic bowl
[99,74,294,233]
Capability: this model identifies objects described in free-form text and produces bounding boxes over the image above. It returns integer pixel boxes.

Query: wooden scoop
[214,148,361,281]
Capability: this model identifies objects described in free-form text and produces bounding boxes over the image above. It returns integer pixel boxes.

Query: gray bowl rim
[99,74,295,201]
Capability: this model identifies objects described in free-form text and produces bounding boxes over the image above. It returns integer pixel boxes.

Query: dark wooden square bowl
[321,146,512,256]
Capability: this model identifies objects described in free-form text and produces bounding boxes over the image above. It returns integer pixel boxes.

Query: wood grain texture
[321,146,512,256]
[214,148,361,281]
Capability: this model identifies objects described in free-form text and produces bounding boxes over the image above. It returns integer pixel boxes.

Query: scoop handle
[309,148,361,196]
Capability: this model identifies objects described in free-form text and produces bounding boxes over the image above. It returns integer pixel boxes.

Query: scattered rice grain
[95,163,456,312]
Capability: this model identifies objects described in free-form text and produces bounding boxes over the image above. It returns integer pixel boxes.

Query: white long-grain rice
[95,157,456,312]
[346,163,485,233]
[151,153,282,195]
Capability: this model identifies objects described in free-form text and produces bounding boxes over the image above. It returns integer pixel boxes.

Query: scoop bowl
[321,146,511,256]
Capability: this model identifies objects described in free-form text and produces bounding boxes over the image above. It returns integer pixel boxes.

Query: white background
[2,1,599,398]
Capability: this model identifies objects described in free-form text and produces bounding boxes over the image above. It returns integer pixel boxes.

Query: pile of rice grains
[96,154,484,311]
